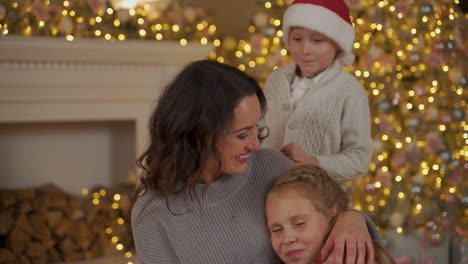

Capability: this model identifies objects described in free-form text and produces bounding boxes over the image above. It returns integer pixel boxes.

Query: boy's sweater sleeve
[315,89,372,183]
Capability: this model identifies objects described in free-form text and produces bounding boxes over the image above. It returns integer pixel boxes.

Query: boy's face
[288,27,339,78]
[266,187,331,264]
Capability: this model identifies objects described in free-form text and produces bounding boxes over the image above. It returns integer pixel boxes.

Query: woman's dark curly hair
[136,59,267,208]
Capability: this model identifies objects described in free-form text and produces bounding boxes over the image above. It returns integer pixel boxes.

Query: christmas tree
[345,0,467,242]
[211,0,292,86]
[213,0,467,242]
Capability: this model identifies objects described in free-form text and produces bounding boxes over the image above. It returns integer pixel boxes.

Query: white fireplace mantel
[0,36,213,193]
[0,35,213,158]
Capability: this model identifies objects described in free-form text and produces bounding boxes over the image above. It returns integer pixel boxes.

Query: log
[63,252,85,262]
[0,248,16,262]
[30,223,52,241]
[46,193,68,210]
[15,215,33,234]
[29,255,47,264]
[17,255,31,264]
[29,213,47,228]
[10,239,27,256]
[0,208,14,236]
[77,239,92,251]
[30,197,48,214]
[9,227,29,254]
[69,196,85,208]
[47,248,62,263]
[118,194,132,212]
[53,218,72,238]
[59,237,79,255]
[45,210,63,228]
[69,221,92,242]
[69,208,85,221]
[19,201,32,215]
[15,189,35,201]
[41,239,56,251]
[0,193,17,210]
[29,213,53,242]
[86,244,102,259]
[0,183,136,263]
[25,241,42,258]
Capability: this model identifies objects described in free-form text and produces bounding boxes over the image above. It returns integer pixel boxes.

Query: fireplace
[0,36,213,194]
[0,36,212,264]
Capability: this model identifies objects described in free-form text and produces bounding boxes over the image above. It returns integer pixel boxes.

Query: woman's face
[288,27,338,78]
[266,187,332,264]
[202,94,262,182]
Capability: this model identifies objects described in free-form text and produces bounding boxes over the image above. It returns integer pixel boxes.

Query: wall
[0,121,135,194]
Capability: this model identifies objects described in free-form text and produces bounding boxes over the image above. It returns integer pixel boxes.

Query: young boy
[262,0,372,188]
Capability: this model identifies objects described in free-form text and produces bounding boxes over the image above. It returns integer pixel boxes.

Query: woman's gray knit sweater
[131,149,380,263]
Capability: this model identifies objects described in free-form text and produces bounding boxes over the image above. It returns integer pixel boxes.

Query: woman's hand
[280,143,318,165]
[319,210,374,264]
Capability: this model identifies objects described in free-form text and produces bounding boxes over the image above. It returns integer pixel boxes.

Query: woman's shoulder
[252,148,286,160]
[251,149,293,174]
[131,190,167,227]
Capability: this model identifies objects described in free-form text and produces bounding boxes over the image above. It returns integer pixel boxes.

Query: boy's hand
[319,210,374,264]
[281,143,318,165]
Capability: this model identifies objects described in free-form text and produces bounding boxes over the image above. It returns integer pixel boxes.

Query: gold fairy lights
[81,188,134,262]
[1,0,218,48]
[2,0,466,237]
[347,0,466,234]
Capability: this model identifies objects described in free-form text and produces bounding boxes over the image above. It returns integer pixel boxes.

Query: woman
[131,60,375,264]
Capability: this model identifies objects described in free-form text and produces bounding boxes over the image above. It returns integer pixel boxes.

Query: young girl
[262,0,372,188]
[265,165,395,264]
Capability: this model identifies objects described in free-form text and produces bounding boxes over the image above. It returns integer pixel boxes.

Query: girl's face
[266,187,332,264]
[288,27,339,78]
[202,95,262,182]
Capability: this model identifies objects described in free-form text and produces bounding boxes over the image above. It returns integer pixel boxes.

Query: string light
[2,0,465,253]
[88,189,134,260]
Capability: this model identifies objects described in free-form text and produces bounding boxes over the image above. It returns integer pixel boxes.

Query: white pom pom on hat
[282,0,356,66]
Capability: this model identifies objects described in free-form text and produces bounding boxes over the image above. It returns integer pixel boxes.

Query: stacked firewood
[0,184,135,264]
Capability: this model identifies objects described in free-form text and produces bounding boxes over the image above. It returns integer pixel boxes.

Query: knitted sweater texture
[262,61,372,184]
[131,149,290,264]
[131,149,381,263]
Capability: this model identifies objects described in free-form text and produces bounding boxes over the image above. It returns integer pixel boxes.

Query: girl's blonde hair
[268,164,349,218]
[267,165,396,264]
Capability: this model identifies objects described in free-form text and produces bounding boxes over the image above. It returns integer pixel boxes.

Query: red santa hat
[282,0,356,66]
